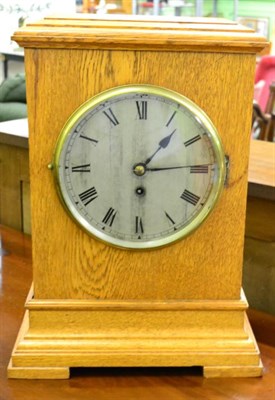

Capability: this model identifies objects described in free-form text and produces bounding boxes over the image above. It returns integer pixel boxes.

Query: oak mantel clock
[9,14,268,379]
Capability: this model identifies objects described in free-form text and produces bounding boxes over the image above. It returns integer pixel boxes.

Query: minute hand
[146,163,213,172]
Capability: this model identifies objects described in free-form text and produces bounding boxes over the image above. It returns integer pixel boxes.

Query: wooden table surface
[1,225,275,400]
[248,139,275,187]
[248,139,275,201]
[0,118,28,149]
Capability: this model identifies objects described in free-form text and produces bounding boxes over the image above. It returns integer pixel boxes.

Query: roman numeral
[79,134,98,144]
[165,211,177,230]
[166,111,177,127]
[102,207,117,227]
[136,101,147,120]
[180,189,200,206]
[190,165,209,174]
[78,186,98,206]
[135,216,144,236]
[71,163,91,173]
[184,134,201,147]
[103,108,119,126]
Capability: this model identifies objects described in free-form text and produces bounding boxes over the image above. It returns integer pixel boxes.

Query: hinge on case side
[224,155,230,186]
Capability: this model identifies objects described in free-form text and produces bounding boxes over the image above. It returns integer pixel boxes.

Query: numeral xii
[136,100,147,120]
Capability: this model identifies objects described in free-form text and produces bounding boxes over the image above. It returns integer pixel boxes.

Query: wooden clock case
[8,15,268,378]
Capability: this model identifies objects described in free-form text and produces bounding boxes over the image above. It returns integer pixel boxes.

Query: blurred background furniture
[0,73,27,122]
[244,139,275,315]
[252,56,275,141]
[255,55,275,111]
[0,47,24,79]
[0,118,30,234]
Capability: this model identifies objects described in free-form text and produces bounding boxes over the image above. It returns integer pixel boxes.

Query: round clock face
[53,85,225,249]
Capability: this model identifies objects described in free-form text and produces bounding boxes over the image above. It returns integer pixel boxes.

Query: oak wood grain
[12,15,268,53]
[248,140,275,188]
[44,14,239,24]
[9,16,268,378]
[1,226,275,398]
[23,47,255,300]
[28,19,254,32]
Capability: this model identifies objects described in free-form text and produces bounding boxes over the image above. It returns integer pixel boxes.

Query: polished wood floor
[1,224,275,400]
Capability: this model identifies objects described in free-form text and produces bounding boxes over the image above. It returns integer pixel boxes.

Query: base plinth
[8,288,263,379]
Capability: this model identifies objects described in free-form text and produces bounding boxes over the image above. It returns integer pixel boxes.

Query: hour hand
[145,129,176,165]
[158,129,177,149]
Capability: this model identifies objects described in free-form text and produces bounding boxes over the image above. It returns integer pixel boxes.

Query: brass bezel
[53,84,226,250]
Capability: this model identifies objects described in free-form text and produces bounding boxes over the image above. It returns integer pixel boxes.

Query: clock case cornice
[12,14,269,54]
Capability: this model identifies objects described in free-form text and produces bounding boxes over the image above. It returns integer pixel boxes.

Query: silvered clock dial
[53,85,226,249]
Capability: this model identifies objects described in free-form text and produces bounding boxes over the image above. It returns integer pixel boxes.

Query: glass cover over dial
[53,85,225,249]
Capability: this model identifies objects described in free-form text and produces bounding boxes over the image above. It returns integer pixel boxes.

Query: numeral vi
[135,216,144,237]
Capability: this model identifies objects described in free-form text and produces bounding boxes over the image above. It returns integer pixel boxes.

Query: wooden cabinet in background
[82,0,132,14]
[0,119,31,234]
[243,139,275,316]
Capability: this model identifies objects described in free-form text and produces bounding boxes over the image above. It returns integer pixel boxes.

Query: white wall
[0,0,76,82]
[0,0,76,47]
[0,60,24,83]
